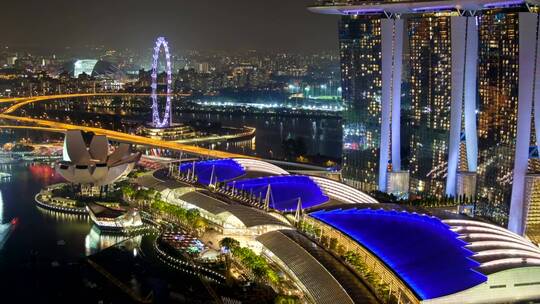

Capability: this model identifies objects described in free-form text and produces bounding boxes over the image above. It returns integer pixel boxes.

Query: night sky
[1,0,339,52]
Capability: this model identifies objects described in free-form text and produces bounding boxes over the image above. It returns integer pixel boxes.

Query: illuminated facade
[509,11,540,235]
[312,1,540,237]
[337,13,466,197]
[523,174,540,245]
[141,123,197,141]
[303,205,540,304]
[56,130,141,187]
[74,60,98,78]
[477,11,520,210]
[407,15,452,197]
[69,59,123,80]
[339,15,382,192]
[86,202,143,231]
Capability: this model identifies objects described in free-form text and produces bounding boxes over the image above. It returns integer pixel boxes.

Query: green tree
[121,185,135,201]
[186,208,200,225]
[219,237,240,250]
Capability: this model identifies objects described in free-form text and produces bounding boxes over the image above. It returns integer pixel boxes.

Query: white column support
[392,19,404,172]
[379,18,404,192]
[464,17,479,172]
[447,16,479,197]
[509,13,539,235]
[379,19,393,192]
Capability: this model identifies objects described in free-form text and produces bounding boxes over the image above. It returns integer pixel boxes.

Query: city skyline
[2,1,540,303]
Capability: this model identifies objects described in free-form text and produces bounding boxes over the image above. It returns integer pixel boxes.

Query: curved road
[0,93,255,159]
[2,93,188,113]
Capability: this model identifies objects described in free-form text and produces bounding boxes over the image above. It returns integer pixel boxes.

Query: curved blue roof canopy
[179,159,245,185]
[310,209,487,300]
[228,176,329,211]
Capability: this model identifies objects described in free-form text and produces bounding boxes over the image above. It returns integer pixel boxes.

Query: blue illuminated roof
[228,176,329,211]
[310,209,487,300]
[179,159,245,185]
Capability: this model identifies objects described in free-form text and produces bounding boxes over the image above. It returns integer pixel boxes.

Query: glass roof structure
[179,159,245,185]
[228,176,329,211]
[310,208,487,300]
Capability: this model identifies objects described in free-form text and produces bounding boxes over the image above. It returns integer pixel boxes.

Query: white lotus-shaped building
[56,130,141,186]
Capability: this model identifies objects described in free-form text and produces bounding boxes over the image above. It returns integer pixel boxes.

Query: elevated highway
[0,93,255,159]
[1,93,187,114]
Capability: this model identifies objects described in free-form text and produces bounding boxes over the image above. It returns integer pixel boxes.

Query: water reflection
[85,226,142,256]
[28,162,65,184]
[175,112,342,159]
[37,207,89,223]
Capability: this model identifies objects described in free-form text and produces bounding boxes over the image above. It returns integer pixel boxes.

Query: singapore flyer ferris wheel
[151,36,173,128]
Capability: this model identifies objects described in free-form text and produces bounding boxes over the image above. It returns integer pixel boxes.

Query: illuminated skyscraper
[311,2,540,240]
[406,15,452,197]
[340,15,382,192]
[508,11,540,237]
[337,11,473,198]
[476,11,520,224]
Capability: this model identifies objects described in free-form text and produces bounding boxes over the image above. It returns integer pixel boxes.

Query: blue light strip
[483,0,524,8]
[310,209,487,300]
[179,159,245,185]
[412,5,455,12]
[227,176,329,211]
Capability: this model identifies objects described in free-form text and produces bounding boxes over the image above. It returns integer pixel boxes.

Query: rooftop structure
[311,208,486,300]
[177,190,291,230]
[307,206,540,303]
[86,202,143,231]
[257,230,355,304]
[310,175,380,205]
[175,158,379,209]
[179,159,246,185]
[65,59,125,79]
[232,158,290,175]
[228,175,330,211]
[309,0,540,15]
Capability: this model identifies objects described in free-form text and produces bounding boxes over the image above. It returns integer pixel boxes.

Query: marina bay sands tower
[309,1,540,238]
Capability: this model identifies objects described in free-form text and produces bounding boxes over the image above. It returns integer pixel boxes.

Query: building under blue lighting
[179,159,245,185]
[310,208,487,300]
[229,176,329,211]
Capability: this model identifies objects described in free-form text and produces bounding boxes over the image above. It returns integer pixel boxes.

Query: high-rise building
[197,62,210,74]
[309,1,540,239]
[339,15,382,192]
[310,0,524,223]
[406,15,452,197]
[477,11,520,217]
[337,12,462,198]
